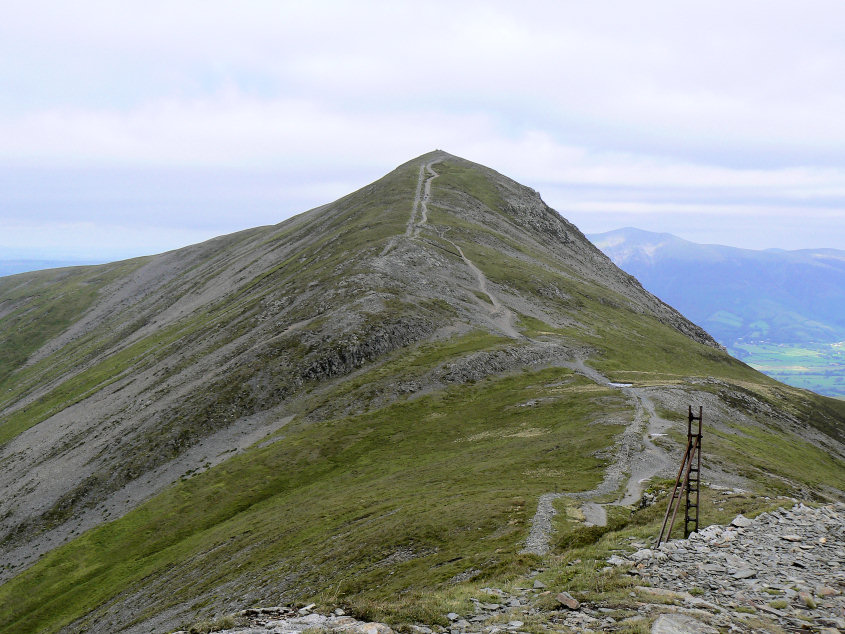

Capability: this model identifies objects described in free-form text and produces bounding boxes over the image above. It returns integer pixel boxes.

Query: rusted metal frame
[684,406,703,537]
[666,442,696,542]
[657,406,704,546]
[656,438,692,547]
[692,456,701,529]
[684,434,702,537]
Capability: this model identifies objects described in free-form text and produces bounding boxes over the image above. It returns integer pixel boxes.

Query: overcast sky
[1,1,843,261]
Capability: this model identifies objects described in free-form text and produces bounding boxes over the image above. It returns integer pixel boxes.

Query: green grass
[707,423,845,493]
[429,161,507,218]
[0,368,627,633]
[583,309,762,385]
[0,259,147,388]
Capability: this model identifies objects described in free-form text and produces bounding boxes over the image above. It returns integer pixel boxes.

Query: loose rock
[651,613,718,633]
[632,503,844,633]
[556,591,580,610]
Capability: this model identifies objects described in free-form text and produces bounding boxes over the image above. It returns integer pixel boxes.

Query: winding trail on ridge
[402,159,673,556]
[523,374,674,555]
[409,159,522,340]
[405,164,427,238]
[413,161,438,236]
[447,241,522,340]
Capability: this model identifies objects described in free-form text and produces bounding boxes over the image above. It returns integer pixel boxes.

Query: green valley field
[730,342,845,399]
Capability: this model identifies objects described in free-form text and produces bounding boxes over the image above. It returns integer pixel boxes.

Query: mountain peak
[10,153,832,634]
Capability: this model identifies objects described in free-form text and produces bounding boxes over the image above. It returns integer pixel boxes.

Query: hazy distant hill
[589,227,845,397]
[588,228,845,345]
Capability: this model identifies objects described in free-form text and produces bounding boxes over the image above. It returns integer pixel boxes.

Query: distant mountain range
[0,260,101,277]
[588,228,845,346]
[588,227,845,398]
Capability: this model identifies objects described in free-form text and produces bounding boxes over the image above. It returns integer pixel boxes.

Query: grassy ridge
[1,152,842,633]
[450,239,760,385]
[0,259,147,387]
[0,367,626,633]
[707,423,845,492]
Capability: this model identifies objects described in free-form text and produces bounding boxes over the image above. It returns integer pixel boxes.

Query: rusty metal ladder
[656,406,702,547]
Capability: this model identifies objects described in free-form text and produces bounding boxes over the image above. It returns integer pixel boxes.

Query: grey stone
[730,514,753,528]
[630,548,654,561]
[300,613,326,624]
[356,624,395,634]
[651,613,718,633]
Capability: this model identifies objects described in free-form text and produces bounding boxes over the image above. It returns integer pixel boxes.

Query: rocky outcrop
[612,502,845,632]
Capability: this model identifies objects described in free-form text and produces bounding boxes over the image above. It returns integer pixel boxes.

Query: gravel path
[619,390,674,506]
[406,157,522,341]
[414,161,439,236]
[523,367,675,554]
[580,501,608,527]
[406,163,427,237]
[448,240,522,340]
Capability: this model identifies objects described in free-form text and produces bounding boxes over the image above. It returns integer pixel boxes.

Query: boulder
[556,591,580,610]
[355,623,394,634]
[651,613,718,633]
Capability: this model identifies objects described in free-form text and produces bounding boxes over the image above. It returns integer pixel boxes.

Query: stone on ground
[651,613,718,634]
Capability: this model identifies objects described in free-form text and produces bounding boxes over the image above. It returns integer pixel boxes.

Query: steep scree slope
[0,152,842,633]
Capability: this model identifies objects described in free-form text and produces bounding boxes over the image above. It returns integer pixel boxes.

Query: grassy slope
[0,260,148,388]
[0,352,627,633]
[0,155,842,632]
[427,163,843,498]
